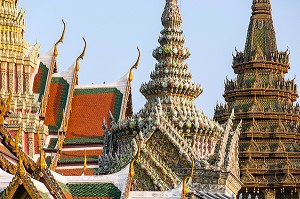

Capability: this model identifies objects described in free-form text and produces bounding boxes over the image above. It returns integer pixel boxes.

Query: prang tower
[214,0,300,198]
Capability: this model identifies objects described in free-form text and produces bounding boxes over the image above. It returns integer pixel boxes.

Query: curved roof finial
[75,37,87,72]
[129,47,141,82]
[53,19,66,58]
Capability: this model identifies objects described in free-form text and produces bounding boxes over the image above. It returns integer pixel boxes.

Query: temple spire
[161,0,182,29]
[140,0,202,100]
[252,0,271,15]
[244,0,277,62]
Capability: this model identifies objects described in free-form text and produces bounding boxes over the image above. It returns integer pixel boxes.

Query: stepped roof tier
[214,0,300,198]
[0,0,136,197]
[99,0,242,197]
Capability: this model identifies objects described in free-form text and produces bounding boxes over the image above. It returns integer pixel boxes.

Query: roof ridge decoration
[61,37,86,133]
[40,20,66,119]
[129,47,141,83]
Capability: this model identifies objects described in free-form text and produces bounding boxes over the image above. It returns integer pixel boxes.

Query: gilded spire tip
[75,37,87,71]
[162,0,182,29]
[53,19,66,57]
[129,47,141,82]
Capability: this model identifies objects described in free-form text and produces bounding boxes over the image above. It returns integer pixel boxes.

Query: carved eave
[0,154,17,175]
[1,174,43,199]
[232,58,290,72]
[224,89,298,103]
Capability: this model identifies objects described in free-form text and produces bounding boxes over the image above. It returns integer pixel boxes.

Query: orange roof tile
[45,83,65,127]
[56,168,96,176]
[32,66,43,94]
[61,150,102,158]
[32,63,49,102]
[66,92,116,138]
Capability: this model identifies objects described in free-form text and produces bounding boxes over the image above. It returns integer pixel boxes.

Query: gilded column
[8,62,14,92]
[17,64,23,93]
[24,65,30,93]
[28,131,34,158]
[1,62,7,92]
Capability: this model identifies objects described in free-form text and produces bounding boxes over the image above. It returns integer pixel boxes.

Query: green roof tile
[48,77,70,132]
[68,183,121,199]
[63,136,104,145]
[58,182,71,195]
[37,63,49,102]
[58,156,98,164]
[40,191,52,199]
[47,138,58,149]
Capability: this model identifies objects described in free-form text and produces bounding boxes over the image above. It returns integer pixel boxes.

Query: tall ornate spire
[100,0,241,195]
[140,0,202,101]
[215,0,300,197]
[243,0,278,62]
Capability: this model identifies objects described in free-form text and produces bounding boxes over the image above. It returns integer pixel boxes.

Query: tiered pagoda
[214,0,300,198]
[99,0,242,198]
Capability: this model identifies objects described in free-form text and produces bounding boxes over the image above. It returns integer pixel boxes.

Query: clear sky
[18,0,300,118]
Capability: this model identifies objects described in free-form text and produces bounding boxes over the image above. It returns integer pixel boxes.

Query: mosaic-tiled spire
[244,0,278,62]
[140,0,202,100]
[215,0,300,197]
[100,0,241,194]
[137,0,223,160]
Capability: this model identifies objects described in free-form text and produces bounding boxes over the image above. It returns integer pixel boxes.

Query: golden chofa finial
[37,124,47,170]
[129,47,141,82]
[182,158,194,199]
[75,37,87,72]
[82,150,87,176]
[13,126,22,154]
[18,154,26,177]
[53,19,66,58]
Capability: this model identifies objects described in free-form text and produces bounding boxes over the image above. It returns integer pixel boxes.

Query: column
[17,64,23,94]
[1,62,7,92]
[28,131,34,158]
[23,64,30,93]
[8,62,14,92]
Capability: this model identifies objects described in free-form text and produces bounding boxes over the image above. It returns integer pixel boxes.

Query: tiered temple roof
[0,0,136,198]
[214,0,300,198]
[4,0,299,198]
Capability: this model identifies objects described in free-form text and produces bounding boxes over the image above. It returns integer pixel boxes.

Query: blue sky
[19,0,300,118]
